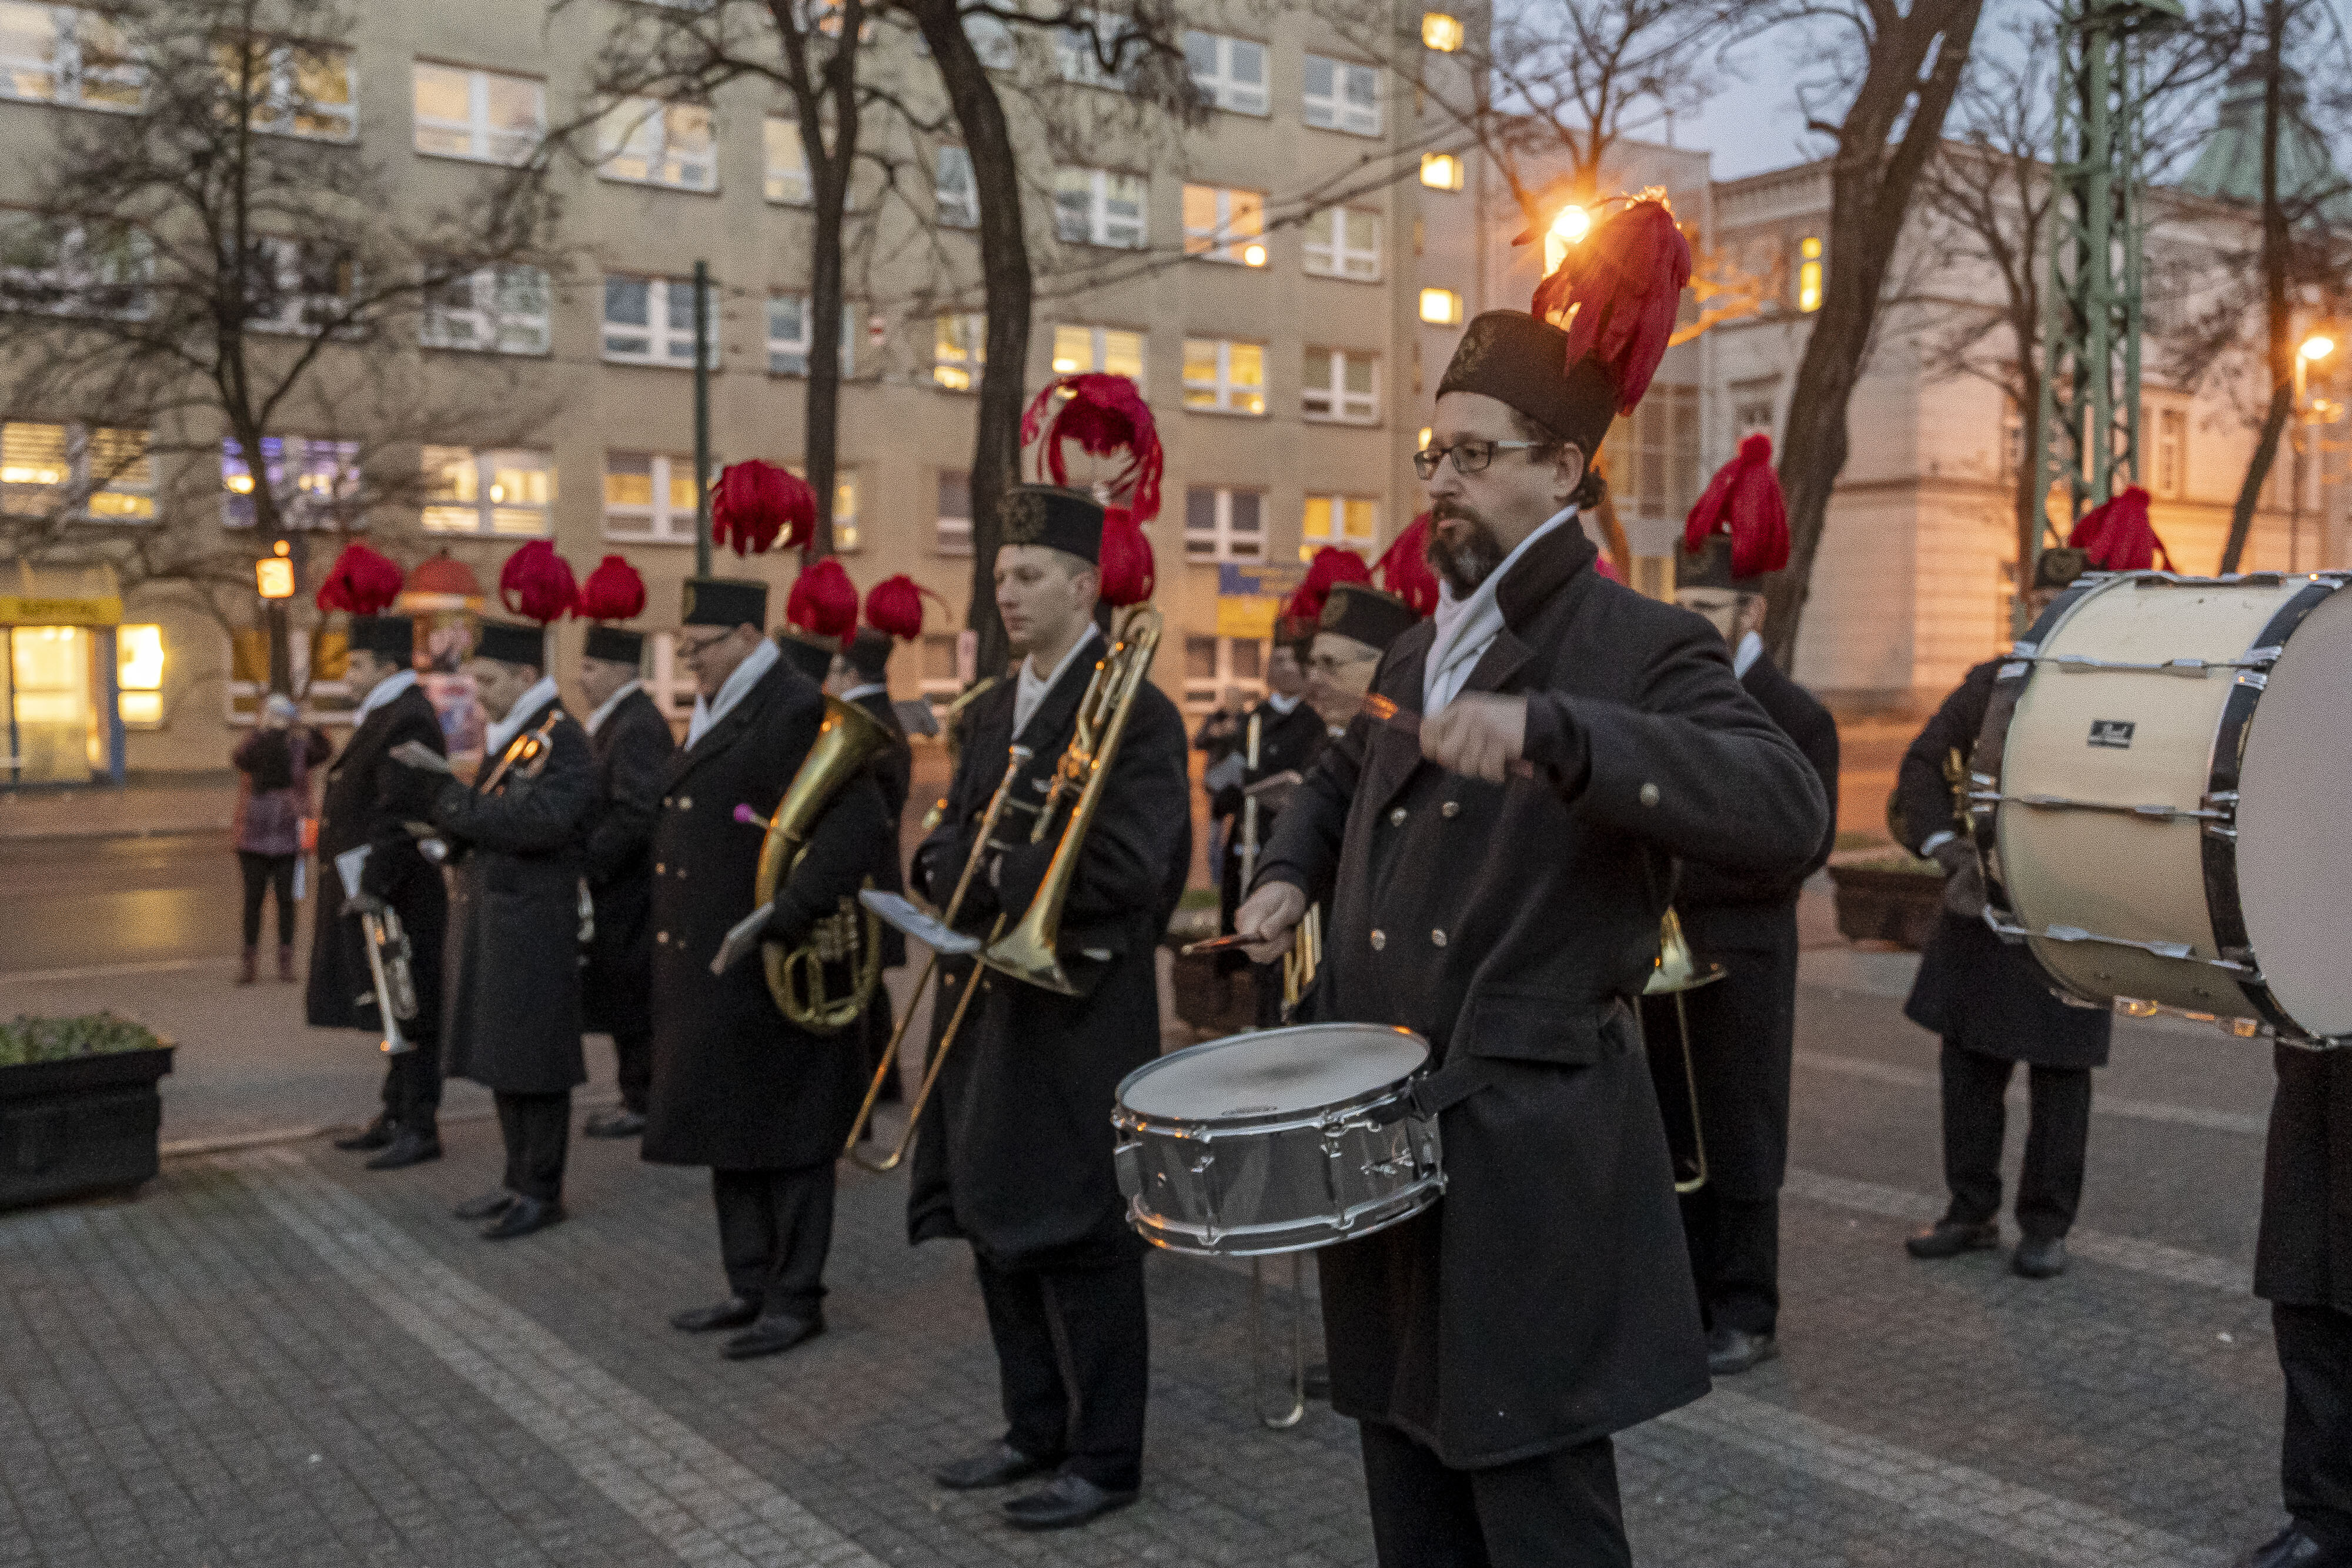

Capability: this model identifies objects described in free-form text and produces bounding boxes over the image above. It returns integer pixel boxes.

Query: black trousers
[493,1090,570,1202]
[2276,1302,2352,1549]
[238,851,298,948]
[1938,1040,2092,1240]
[713,1163,836,1320]
[380,1045,442,1130]
[975,1252,1148,1493]
[1679,1189,1780,1336]
[1359,1420,1628,1568]
[610,1026,653,1116]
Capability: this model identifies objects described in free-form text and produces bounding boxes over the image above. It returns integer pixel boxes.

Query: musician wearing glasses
[643,577,893,1362]
[1235,212,1828,1568]
[910,487,1191,1532]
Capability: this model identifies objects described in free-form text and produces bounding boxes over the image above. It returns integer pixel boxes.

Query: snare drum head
[2236,585,2352,1038]
[1119,1024,1428,1123]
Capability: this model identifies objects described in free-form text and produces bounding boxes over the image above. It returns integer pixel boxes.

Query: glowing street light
[2300,334,2334,363]
[1543,205,1591,275]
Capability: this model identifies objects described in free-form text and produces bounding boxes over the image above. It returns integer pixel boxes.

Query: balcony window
[1054,167,1147,250]
[1183,185,1266,266]
[1302,207,1381,282]
[934,312,985,390]
[421,446,553,536]
[0,5,142,110]
[1184,31,1267,115]
[222,435,360,530]
[766,294,854,376]
[599,97,716,190]
[1303,348,1378,424]
[1051,324,1144,380]
[1184,486,1264,563]
[603,275,720,367]
[421,262,549,355]
[1183,339,1265,416]
[412,62,543,164]
[1302,54,1380,136]
[1,420,152,521]
[1302,494,1377,560]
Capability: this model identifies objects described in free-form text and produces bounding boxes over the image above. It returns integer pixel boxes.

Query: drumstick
[1181,933,1258,957]
[1358,694,1536,779]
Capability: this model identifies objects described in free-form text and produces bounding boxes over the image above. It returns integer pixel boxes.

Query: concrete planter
[1828,863,1945,952]
[0,1046,174,1211]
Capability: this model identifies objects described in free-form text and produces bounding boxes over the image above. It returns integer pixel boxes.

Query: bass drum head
[2236,584,2352,1039]
[1119,1024,1428,1124]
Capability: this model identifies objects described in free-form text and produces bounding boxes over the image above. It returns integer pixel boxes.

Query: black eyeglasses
[1412,439,1548,479]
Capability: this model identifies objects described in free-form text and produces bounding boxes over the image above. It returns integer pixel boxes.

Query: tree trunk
[906,0,1023,680]
[787,0,864,561]
[1764,0,1985,668]
[2221,8,2290,575]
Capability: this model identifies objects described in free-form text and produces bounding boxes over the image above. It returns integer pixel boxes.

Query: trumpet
[1281,904,1322,1021]
[358,904,419,1056]
[746,696,896,1033]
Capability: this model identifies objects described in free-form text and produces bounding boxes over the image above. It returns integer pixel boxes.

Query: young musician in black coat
[397,620,596,1239]
[830,624,913,1104]
[308,609,449,1172]
[1212,638,1329,1024]
[1237,296,1829,1567]
[909,487,1192,1532]
[644,576,894,1362]
[577,622,674,1139]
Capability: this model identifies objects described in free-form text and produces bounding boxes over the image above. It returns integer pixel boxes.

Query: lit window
[785,464,861,551]
[215,35,354,141]
[1595,385,1700,523]
[412,63,543,164]
[1421,12,1465,51]
[0,215,152,318]
[934,312,986,390]
[1420,152,1464,191]
[1303,208,1382,282]
[421,262,550,355]
[1798,235,1822,312]
[1303,348,1379,424]
[1303,54,1381,136]
[1183,184,1266,266]
[1051,323,1145,380]
[117,624,163,727]
[221,435,359,530]
[766,295,855,376]
[1184,486,1264,563]
[1,420,152,521]
[603,275,720,367]
[422,446,553,536]
[603,452,707,543]
[0,5,142,110]
[1183,338,1266,416]
[936,469,971,555]
[936,145,979,228]
[1302,494,1378,560]
[764,115,809,204]
[1419,287,1462,326]
[1185,31,1267,115]
[1055,167,1148,249]
[598,97,716,191]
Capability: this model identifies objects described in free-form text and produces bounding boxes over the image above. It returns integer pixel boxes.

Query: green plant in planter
[0,1012,164,1068]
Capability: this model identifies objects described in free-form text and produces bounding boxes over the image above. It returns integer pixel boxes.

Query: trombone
[1646,907,1718,1195]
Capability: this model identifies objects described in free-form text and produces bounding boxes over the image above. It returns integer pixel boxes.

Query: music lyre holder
[859,890,984,955]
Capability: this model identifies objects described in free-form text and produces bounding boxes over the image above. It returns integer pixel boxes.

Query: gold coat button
[1388,807,1407,825]
[1370,929,1386,951]
[1639,783,1661,807]
[1431,929,1447,947]
[1441,801,1460,818]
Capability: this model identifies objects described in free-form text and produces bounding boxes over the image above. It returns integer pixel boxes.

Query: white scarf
[686,636,779,748]
[1733,630,1763,680]
[1422,506,1578,715]
[485,674,560,757]
[584,678,643,737]
[838,681,886,704]
[353,668,419,726]
[1014,626,1102,738]
[1265,691,1300,716]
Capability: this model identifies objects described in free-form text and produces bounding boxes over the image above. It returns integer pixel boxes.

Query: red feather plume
[499,540,577,626]
[1098,505,1156,607]
[863,574,942,642]
[315,541,403,616]
[1281,546,1371,628]
[1682,432,1790,579]
[1377,514,1440,617]
[712,460,817,557]
[1020,374,1164,524]
[2068,486,2173,573]
[786,557,858,641]
[574,554,647,621]
[1528,195,1692,413]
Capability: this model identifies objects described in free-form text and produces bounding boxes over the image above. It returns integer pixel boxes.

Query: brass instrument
[1280,903,1322,1020]
[980,606,1165,992]
[359,904,419,1056]
[1645,907,1720,1194]
[749,696,895,1032]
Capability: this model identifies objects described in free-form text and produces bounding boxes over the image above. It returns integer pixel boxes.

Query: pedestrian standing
[232,693,328,985]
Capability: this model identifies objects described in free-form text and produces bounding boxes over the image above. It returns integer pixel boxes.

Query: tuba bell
[750,695,896,1032]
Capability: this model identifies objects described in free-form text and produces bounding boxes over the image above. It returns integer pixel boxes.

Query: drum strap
[1370,997,1636,1125]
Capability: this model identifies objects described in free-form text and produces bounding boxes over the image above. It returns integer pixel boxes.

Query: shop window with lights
[421,446,553,536]
[1182,185,1267,266]
[1184,339,1267,416]
[117,624,164,727]
[1051,324,1144,380]
[1302,348,1378,424]
[412,62,544,165]
[1302,494,1377,560]
[0,5,143,109]
[1,420,153,520]
[598,96,716,190]
[1303,54,1381,136]
[1303,208,1381,281]
[1054,167,1147,249]
[1184,486,1264,563]
[603,452,709,543]
[1419,152,1464,192]
[766,294,854,376]
[1184,31,1267,115]
[604,275,721,367]
[221,435,358,529]
[934,313,986,390]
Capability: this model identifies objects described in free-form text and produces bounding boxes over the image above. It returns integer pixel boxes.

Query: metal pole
[693,259,712,580]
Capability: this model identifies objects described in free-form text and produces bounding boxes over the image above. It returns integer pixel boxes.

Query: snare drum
[1111,1024,1444,1256]
[1975,570,2352,1043]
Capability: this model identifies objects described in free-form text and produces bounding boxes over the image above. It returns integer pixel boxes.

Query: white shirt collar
[1732,630,1765,680]
[686,636,779,748]
[1266,691,1301,716]
[353,668,419,726]
[1424,505,1578,715]
[839,681,887,704]
[485,674,561,757]
[584,678,643,737]
[1014,626,1103,738]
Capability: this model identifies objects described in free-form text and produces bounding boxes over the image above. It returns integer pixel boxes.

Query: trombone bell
[1644,908,1723,996]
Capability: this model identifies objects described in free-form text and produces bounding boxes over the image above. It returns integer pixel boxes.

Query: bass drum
[1973,570,2352,1043]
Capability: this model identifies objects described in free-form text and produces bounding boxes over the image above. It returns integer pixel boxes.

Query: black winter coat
[1895,658,2113,1068]
[2256,1044,2352,1312]
[848,686,912,969]
[1255,522,1829,1467]
[907,630,1192,1272]
[1215,697,1328,937]
[642,657,894,1171]
[434,697,596,1095]
[306,680,448,1039]
[582,686,674,1039]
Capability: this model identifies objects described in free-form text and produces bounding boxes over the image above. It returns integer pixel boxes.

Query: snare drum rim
[1113,1022,1431,1135]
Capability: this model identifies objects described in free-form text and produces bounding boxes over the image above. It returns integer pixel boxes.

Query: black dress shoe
[363,1129,442,1170]
[481,1196,563,1240]
[2012,1235,2069,1279]
[333,1115,395,1152]
[671,1297,763,1333]
[722,1313,824,1360]
[1905,1219,2000,1259]
[584,1108,646,1139]
[1002,1473,1138,1531]
[2231,1526,2352,1568]
[1707,1326,1779,1375]
[934,1443,1058,1490]
[453,1191,513,1221]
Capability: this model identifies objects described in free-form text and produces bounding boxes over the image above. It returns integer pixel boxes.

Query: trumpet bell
[1644,908,1723,996]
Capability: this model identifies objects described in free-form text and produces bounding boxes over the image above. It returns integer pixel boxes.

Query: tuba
[749,695,895,1032]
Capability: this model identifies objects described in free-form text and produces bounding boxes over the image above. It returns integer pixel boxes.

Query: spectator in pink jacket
[232,694,330,984]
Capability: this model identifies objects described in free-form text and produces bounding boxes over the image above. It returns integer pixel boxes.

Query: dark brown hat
[998,485,1105,565]
[682,577,767,630]
[583,625,643,665]
[846,626,892,682]
[1436,310,1622,457]
[348,614,415,664]
[473,619,544,668]
[775,629,835,682]
[1319,583,1421,654]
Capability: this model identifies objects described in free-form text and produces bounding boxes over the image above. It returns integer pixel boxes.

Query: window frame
[1302,346,1379,425]
[420,446,554,537]
[1183,484,1265,564]
[1182,634,1267,712]
[1302,206,1381,283]
[1054,8,1142,89]
[764,113,810,205]
[597,96,718,192]
[1049,322,1145,381]
[244,235,358,336]
[933,311,986,391]
[1301,493,1379,560]
[936,468,972,556]
[1182,337,1268,417]
[765,293,855,377]
[219,35,356,142]
[220,434,360,530]
[934,145,980,228]
[0,5,143,111]
[1184,29,1267,115]
[0,215,153,318]
[601,450,708,544]
[1,418,153,523]
[602,274,721,369]
[411,61,544,165]
[1054,166,1148,250]
[420,261,550,355]
[1302,52,1381,137]
[1182,183,1266,266]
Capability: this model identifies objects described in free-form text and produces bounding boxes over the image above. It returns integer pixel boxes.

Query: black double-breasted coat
[433,696,597,1095]
[1255,523,1829,1468]
[306,680,448,1039]
[906,629,1193,1272]
[582,686,674,1041]
[848,686,913,970]
[1641,648,1840,1201]
[1895,658,2113,1069]
[640,657,894,1172]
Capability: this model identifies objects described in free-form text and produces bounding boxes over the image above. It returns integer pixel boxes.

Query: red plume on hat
[1098,505,1156,607]
[1377,514,1441,617]
[1020,373,1165,524]
[2067,485,2174,572]
[786,557,858,641]
[574,554,647,622]
[1282,546,1371,631]
[499,540,577,626]
[1683,433,1790,579]
[864,574,943,642]
[712,460,816,556]
[315,541,403,614]
[1528,194,1692,414]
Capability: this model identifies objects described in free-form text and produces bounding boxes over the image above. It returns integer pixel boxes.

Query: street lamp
[1544,204,1591,275]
